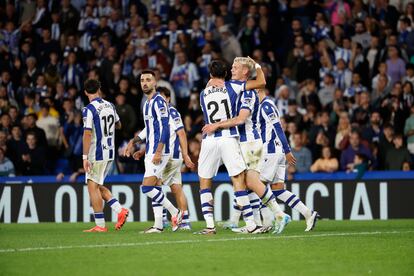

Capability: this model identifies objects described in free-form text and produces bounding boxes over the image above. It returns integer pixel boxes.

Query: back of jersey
[200,80,246,138]
[83,98,120,161]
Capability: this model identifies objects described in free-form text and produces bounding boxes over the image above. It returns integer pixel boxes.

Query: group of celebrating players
[81,56,319,234]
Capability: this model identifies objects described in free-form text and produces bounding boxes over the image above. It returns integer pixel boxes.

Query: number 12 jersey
[83,97,120,162]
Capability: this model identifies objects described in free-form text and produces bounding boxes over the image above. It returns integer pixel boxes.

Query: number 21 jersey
[200,80,247,139]
[83,97,120,162]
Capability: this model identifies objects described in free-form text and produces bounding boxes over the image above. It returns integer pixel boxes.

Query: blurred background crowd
[0,0,414,180]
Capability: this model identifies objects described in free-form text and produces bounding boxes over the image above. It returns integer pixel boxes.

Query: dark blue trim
[2,171,414,184]
[201,202,213,208]
[291,199,301,208]
[286,195,296,205]
[107,198,117,206]
[202,211,213,215]
[273,190,285,197]
[88,104,103,160]
[199,188,212,194]
[94,213,104,219]
[244,211,253,217]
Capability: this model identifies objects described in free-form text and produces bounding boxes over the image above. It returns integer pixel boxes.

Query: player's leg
[84,161,109,232]
[142,176,181,232]
[221,138,259,233]
[240,141,289,233]
[170,184,190,229]
[196,139,220,234]
[141,156,182,232]
[85,179,107,231]
[99,185,129,230]
[230,171,262,233]
[271,181,319,232]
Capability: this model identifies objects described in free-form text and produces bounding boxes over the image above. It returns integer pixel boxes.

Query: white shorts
[162,157,182,186]
[144,155,170,179]
[240,140,263,173]
[85,160,113,185]
[260,152,286,184]
[198,137,246,179]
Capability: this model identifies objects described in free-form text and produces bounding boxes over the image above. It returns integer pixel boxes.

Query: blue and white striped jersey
[237,89,261,142]
[138,104,183,159]
[258,97,291,155]
[140,93,170,155]
[83,97,120,161]
[169,105,184,159]
[200,80,246,139]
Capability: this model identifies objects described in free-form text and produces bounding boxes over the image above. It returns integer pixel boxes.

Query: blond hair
[233,57,255,76]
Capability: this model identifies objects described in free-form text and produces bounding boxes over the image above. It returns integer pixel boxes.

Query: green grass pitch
[0,220,413,275]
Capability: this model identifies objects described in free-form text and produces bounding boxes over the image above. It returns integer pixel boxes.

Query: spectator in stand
[218,25,242,64]
[6,125,25,175]
[169,51,200,114]
[340,130,373,171]
[21,132,46,175]
[384,133,412,170]
[289,132,312,174]
[404,105,414,160]
[310,146,339,173]
[115,93,136,141]
[362,111,383,144]
[0,147,15,177]
[23,113,47,148]
[386,45,406,86]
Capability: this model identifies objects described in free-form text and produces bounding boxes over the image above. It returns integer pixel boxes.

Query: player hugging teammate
[82,58,318,234]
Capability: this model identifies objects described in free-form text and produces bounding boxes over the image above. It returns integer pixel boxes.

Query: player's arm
[124,128,145,157]
[202,109,250,135]
[82,108,93,173]
[177,128,195,169]
[263,104,296,165]
[113,105,122,129]
[245,57,266,91]
[153,99,170,164]
[172,109,195,168]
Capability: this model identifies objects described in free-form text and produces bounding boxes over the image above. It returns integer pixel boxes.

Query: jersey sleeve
[170,108,184,131]
[239,90,256,112]
[138,127,146,141]
[155,97,170,145]
[82,107,93,130]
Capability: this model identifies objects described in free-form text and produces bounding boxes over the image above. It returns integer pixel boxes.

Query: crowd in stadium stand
[0,0,414,179]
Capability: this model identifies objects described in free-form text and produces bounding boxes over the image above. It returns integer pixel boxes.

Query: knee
[271,182,285,190]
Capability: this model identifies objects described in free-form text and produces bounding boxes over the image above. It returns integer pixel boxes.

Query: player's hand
[247,56,257,66]
[133,149,145,160]
[83,159,92,173]
[183,154,195,169]
[124,140,134,157]
[152,152,161,165]
[206,78,225,88]
[286,152,296,166]
[202,123,219,135]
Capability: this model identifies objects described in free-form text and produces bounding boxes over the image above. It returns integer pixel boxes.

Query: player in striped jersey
[82,79,129,232]
[257,89,319,232]
[196,59,272,235]
[124,70,183,233]
[132,87,195,231]
[203,57,291,234]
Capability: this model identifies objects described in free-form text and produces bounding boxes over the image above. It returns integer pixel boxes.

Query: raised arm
[245,57,266,91]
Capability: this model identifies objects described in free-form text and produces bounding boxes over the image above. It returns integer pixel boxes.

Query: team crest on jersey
[268,112,277,121]
[159,104,167,115]
[173,117,181,124]
[243,98,252,105]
